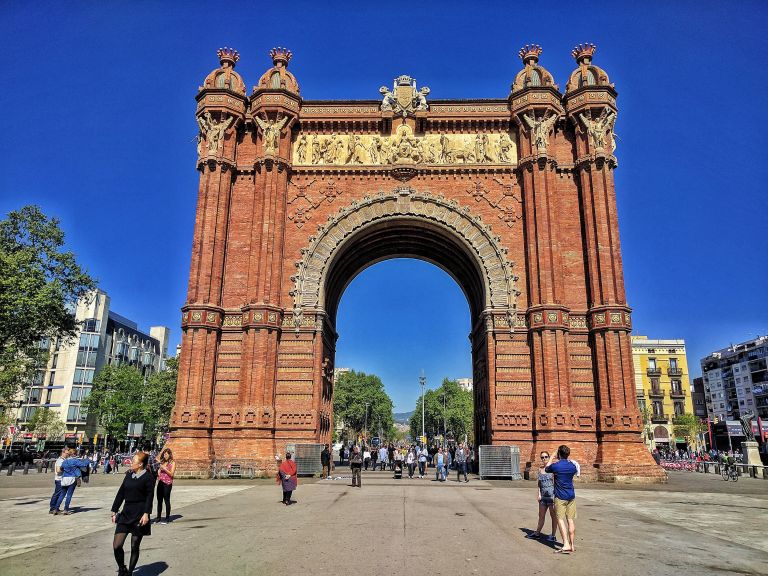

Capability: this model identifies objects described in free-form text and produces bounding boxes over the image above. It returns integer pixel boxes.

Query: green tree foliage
[333,370,394,441]
[0,205,95,404]
[82,365,145,440]
[84,361,178,443]
[142,357,178,440]
[672,413,705,446]
[410,378,473,444]
[27,407,66,440]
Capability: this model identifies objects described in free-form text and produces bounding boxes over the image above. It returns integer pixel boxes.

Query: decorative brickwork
[168,45,666,482]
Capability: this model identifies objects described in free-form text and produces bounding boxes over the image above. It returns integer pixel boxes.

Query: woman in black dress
[111,451,155,576]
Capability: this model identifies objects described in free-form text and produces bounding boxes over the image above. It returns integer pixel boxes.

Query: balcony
[670,387,686,398]
[651,413,668,423]
[647,367,662,377]
[667,367,683,377]
[649,388,664,398]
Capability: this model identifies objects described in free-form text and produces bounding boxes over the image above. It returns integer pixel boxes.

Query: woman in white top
[405,449,416,479]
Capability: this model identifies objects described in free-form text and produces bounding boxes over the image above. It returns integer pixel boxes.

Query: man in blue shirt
[544,445,578,553]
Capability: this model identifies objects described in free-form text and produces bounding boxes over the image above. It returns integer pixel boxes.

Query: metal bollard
[23,462,30,474]
[7,463,14,475]
[37,461,43,473]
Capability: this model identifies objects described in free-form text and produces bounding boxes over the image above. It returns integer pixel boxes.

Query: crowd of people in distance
[332,441,475,485]
[651,446,744,465]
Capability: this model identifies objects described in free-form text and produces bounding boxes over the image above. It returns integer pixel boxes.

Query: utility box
[479,445,522,480]
[294,443,324,476]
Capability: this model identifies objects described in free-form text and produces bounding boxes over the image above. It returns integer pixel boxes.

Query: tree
[410,378,473,444]
[333,370,394,441]
[0,205,96,404]
[82,365,144,440]
[142,357,178,441]
[27,407,66,441]
[672,413,705,449]
[639,405,653,445]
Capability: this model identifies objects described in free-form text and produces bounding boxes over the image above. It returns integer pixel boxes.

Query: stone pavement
[0,468,766,576]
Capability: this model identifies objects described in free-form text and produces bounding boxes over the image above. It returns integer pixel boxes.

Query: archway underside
[324,219,485,324]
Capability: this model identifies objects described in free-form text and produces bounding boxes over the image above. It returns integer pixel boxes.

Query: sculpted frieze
[292,123,517,167]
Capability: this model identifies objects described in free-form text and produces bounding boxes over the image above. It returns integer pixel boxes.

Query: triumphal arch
[170,44,665,481]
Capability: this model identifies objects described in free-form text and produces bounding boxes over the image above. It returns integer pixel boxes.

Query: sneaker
[158,520,168,525]
[525,532,541,539]
[48,509,54,514]
[546,535,557,542]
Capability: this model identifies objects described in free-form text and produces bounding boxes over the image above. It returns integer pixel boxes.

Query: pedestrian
[544,445,578,554]
[406,447,416,478]
[435,448,445,481]
[455,444,468,483]
[321,444,331,479]
[154,448,176,524]
[418,445,427,478]
[388,443,395,471]
[363,447,371,470]
[53,451,91,515]
[378,445,388,471]
[525,450,557,542]
[111,451,155,576]
[49,448,70,514]
[350,445,363,487]
[276,452,298,505]
[444,447,452,479]
[371,445,379,470]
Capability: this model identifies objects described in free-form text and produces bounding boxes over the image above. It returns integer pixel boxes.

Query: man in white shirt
[378,446,388,470]
[49,448,70,514]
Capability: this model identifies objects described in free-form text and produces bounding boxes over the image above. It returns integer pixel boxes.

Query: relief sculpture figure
[197,111,233,154]
[522,111,558,152]
[255,113,289,155]
[577,107,616,151]
[295,134,308,164]
[498,132,514,162]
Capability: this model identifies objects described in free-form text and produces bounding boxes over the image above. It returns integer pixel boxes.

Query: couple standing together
[527,444,578,554]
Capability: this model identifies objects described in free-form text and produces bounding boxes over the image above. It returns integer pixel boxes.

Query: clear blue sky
[1,2,766,412]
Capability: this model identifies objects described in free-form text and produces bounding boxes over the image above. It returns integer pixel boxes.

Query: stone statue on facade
[577,108,616,151]
[197,111,233,154]
[255,113,289,155]
[522,111,558,152]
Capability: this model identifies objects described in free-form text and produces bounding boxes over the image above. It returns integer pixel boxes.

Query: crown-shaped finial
[572,43,596,64]
[270,47,293,67]
[518,44,543,64]
[217,47,240,68]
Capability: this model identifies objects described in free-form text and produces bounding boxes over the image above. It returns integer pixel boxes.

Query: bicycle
[720,463,738,482]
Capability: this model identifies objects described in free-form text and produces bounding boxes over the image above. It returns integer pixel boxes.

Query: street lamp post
[419,371,426,444]
[364,402,370,446]
[442,392,447,448]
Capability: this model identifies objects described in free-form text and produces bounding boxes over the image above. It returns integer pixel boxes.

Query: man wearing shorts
[545,445,578,553]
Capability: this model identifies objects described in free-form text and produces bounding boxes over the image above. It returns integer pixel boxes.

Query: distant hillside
[393,411,414,424]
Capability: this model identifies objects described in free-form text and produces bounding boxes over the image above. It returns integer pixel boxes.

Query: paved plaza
[0,469,766,576]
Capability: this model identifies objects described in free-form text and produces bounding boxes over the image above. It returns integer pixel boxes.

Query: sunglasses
[540,455,549,459]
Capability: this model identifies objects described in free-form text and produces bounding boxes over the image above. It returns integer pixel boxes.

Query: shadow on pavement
[136,561,169,575]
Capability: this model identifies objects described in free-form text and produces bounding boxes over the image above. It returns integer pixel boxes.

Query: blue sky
[1,2,766,412]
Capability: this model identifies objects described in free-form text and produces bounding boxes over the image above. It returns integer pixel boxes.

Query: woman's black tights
[113,532,142,572]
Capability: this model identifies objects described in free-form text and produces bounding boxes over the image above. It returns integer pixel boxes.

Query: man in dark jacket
[350,445,363,487]
[321,444,331,479]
